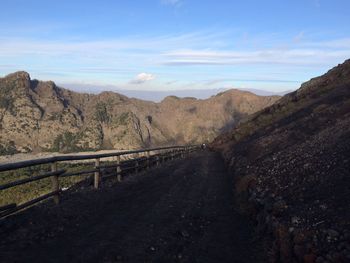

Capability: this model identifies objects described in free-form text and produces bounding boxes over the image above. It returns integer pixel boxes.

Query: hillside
[0,72,279,155]
[212,59,350,262]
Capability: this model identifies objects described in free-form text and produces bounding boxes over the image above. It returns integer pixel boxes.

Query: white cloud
[1,33,348,69]
[162,48,350,66]
[1,31,350,88]
[0,31,225,58]
[130,73,155,84]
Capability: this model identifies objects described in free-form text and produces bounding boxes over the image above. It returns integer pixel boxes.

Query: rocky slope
[212,59,350,262]
[0,72,279,154]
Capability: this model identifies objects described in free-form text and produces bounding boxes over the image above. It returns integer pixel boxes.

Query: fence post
[51,162,60,204]
[117,155,122,182]
[171,150,174,161]
[162,152,166,163]
[156,154,160,166]
[147,151,150,169]
[135,153,139,173]
[94,158,100,189]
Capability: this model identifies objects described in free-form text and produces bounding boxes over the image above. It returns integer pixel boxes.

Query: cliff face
[212,60,350,262]
[0,72,279,154]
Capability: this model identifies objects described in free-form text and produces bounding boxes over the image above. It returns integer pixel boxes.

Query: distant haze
[59,83,291,102]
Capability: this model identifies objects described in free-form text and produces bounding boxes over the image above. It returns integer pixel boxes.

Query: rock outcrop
[212,59,350,262]
[0,72,279,154]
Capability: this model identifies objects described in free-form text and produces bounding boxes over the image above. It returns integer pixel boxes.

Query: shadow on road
[0,151,265,263]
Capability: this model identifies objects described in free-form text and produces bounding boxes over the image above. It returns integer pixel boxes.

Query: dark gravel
[0,151,264,263]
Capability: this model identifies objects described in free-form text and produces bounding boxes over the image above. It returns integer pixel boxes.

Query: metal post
[117,155,122,182]
[94,158,100,189]
[51,162,60,204]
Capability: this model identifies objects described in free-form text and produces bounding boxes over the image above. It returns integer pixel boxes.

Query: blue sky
[0,0,350,93]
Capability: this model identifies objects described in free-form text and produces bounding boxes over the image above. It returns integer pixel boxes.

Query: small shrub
[117,112,130,125]
[95,102,110,123]
[0,142,17,156]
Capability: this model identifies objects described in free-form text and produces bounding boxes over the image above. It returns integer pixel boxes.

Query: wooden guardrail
[0,145,199,218]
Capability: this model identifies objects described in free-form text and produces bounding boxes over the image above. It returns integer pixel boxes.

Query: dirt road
[0,151,264,263]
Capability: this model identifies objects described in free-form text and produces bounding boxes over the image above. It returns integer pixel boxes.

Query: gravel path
[0,151,264,263]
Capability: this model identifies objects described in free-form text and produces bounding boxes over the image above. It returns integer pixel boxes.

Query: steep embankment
[212,59,350,263]
[0,72,279,154]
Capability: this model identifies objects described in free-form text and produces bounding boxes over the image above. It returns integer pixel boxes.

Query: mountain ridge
[0,71,279,155]
[211,59,350,262]
[55,84,291,102]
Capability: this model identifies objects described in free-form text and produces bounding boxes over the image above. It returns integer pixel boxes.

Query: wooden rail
[0,170,66,191]
[0,145,199,218]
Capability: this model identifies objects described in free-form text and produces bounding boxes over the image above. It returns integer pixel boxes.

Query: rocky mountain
[0,71,279,155]
[212,59,350,262]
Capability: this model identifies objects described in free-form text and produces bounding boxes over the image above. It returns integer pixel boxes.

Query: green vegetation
[0,163,92,207]
[0,82,16,115]
[0,97,14,110]
[95,102,110,123]
[0,142,17,156]
[51,131,93,153]
[0,95,15,116]
[115,112,130,126]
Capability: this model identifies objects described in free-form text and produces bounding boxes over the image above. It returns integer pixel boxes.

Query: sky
[0,0,350,93]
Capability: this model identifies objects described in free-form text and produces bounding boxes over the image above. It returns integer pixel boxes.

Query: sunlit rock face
[0,71,279,154]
